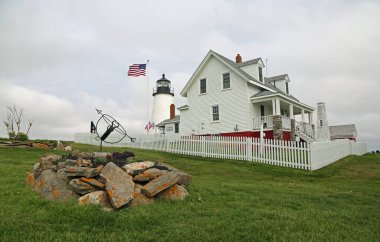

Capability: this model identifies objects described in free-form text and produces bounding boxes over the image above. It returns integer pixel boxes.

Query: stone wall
[273,115,283,140]
[291,119,296,141]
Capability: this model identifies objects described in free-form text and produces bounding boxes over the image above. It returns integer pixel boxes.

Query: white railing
[253,116,273,130]
[75,133,367,171]
[253,115,291,130]
[282,117,291,130]
[296,121,315,139]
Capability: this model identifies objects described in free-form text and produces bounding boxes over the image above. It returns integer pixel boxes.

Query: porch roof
[156,115,180,127]
[250,92,314,112]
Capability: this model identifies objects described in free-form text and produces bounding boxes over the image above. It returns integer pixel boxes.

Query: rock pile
[26,151,191,210]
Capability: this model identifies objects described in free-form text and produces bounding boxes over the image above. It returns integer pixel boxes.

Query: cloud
[0,0,379,150]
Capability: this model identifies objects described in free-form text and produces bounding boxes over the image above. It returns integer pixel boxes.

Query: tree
[3,104,33,140]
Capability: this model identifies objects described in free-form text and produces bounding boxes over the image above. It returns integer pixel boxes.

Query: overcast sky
[0,0,379,150]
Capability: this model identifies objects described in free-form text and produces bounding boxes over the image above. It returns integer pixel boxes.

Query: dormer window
[259,67,263,82]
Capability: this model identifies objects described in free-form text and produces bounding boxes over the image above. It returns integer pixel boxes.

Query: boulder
[79,177,105,189]
[156,184,189,201]
[57,162,66,170]
[100,162,135,209]
[141,172,183,197]
[68,179,98,195]
[32,143,49,149]
[64,166,103,178]
[122,161,155,176]
[78,191,111,208]
[133,168,166,182]
[76,159,92,167]
[39,154,61,170]
[32,163,42,178]
[64,145,72,151]
[129,184,154,208]
[176,172,192,186]
[34,169,78,201]
[65,159,77,166]
[26,172,35,185]
[72,151,112,159]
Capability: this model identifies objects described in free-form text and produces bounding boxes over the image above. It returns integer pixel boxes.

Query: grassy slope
[0,144,379,242]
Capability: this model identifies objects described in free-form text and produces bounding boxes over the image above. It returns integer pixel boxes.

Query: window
[259,67,263,82]
[212,105,219,121]
[273,80,276,87]
[320,120,323,127]
[260,105,265,116]
[222,73,230,89]
[286,82,289,94]
[200,78,207,94]
[175,123,179,133]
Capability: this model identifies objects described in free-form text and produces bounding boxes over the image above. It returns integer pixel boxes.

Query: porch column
[289,104,296,141]
[272,99,276,115]
[275,98,281,115]
[301,109,305,122]
[289,104,294,119]
[308,112,313,124]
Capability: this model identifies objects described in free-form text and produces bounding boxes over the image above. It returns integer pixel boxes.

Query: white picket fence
[75,133,367,171]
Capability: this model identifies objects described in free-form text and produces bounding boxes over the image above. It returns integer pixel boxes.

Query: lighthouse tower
[152,74,174,126]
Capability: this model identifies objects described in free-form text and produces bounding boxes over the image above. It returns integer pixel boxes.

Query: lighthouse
[152,74,174,127]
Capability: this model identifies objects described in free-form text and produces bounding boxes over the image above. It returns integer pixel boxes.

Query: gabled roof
[156,115,180,127]
[180,50,274,97]
[329,124,357,138]
[264,74,289,82]
[237,58,262,67]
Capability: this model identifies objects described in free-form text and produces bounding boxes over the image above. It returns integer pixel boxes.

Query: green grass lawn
[0,144,379,242]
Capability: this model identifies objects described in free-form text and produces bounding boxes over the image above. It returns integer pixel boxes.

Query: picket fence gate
[75,133,367,171]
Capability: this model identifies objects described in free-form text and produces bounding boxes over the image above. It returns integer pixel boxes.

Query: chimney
[170,104,175,119]
[235,54,242,63]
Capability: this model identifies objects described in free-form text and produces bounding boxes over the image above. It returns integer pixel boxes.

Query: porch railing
[253,116,273,130]
[296,121,315,139]
[253,115,291,130]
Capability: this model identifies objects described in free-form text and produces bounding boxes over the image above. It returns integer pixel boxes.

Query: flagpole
[146,60,150,134]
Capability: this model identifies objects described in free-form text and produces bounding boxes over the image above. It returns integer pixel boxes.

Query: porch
[251,95,315,141]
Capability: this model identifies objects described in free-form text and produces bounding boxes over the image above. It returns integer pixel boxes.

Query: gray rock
[68,179,97,195]
[156,184,189,201]
[34,169,78,202]
[64,166,103,178]
[141,172,182,197]
[129,184,154,208]
[76,159,92,167]
[100,162,135,209]
[122,161,155,176]
[65,159,77,166]
[133,168,166,182]
[78,191,112,208]
[57,162,66,170]
[39,154,61,170]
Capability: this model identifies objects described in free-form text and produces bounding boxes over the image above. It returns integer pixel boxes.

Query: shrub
[15,132,28,141]
[8,132,16,140]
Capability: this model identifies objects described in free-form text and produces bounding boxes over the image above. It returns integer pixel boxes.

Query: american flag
[128,64,146,77]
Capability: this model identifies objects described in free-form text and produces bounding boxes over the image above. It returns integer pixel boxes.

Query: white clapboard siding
[75,133,367,171]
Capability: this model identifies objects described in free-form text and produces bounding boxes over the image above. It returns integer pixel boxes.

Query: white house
[165,50,316,141]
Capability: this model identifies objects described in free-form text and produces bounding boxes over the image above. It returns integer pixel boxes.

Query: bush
[15,132,28,141]
[8,132,16,140]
